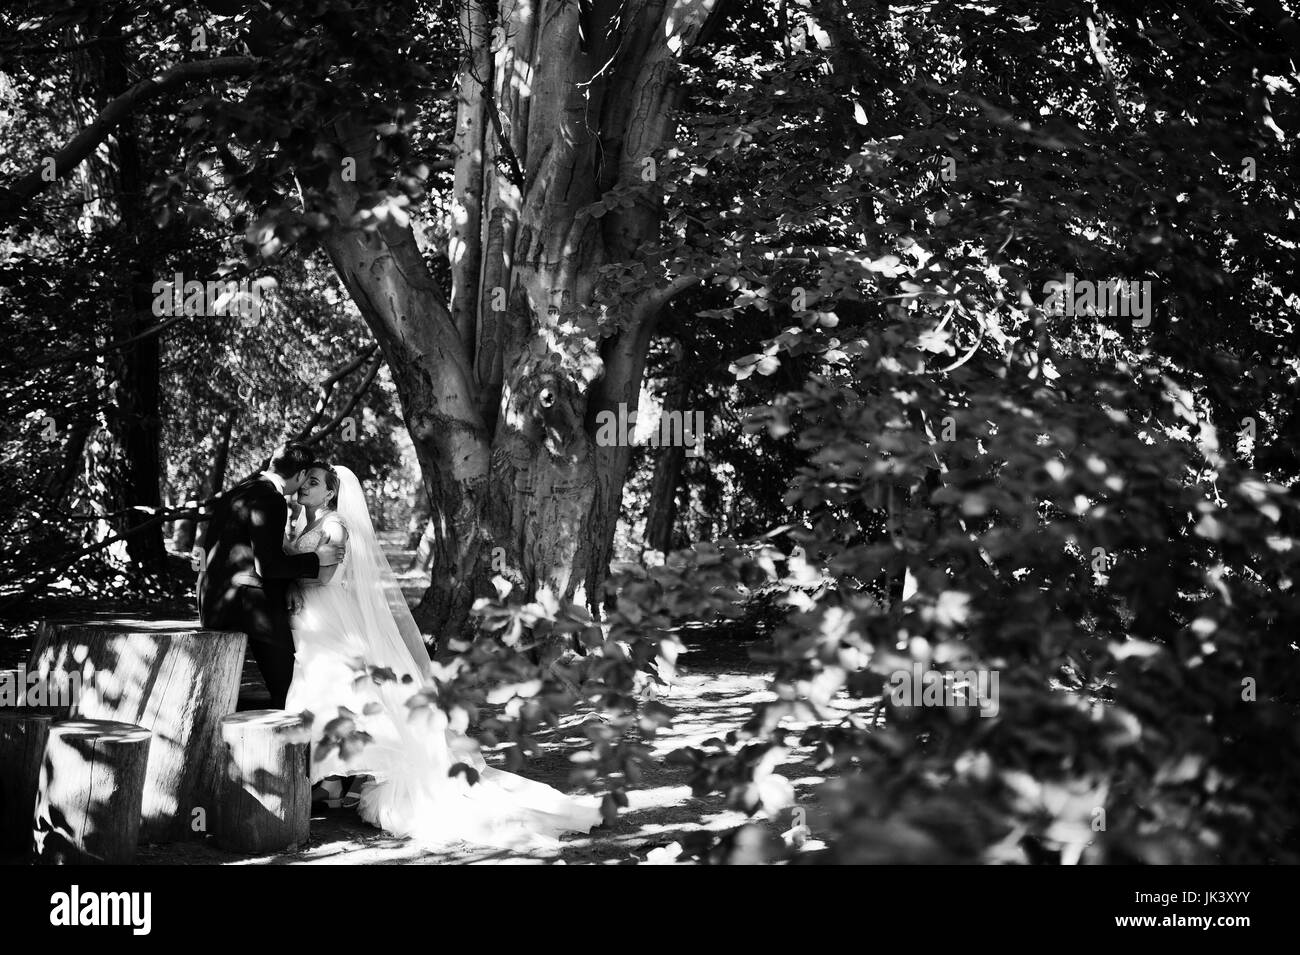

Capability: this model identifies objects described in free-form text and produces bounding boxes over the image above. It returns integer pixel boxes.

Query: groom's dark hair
[269,442,315,478]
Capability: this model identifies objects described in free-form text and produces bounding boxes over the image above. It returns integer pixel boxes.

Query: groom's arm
[248,491,320,580]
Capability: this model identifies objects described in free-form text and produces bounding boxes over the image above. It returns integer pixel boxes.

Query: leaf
[916,328,951,354]
[338,731,374,761]
[322,716,355,737]
[866,254,904,276]
[1111,639,1163,661]
[449,763,481,785]
[486,679,542,704]
[729,354,760,380]
[932,591,971,627]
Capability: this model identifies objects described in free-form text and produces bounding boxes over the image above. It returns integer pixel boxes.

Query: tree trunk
[78,14,167,570]
[41,413,92,515]
[645,376,688,553]
[644,442,686,553]
[317,0,724,640]
[406,515,439,574]
[174,406,237,554]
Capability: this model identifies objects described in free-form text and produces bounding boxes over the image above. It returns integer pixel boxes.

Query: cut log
[33,719,152,865]
[214,710,311,854]
[29,617,248,843]
[0,712,54,856]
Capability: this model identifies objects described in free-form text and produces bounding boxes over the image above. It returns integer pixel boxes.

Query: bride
[282,461,602,849]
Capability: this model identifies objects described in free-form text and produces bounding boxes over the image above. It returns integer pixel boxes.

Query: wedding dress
[284,466,601,849]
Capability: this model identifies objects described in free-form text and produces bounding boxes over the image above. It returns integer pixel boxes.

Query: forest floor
[143,635,827,866]
[0,536,844,865]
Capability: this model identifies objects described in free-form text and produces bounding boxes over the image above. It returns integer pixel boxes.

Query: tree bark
[645,375,688,553]
[78,14,167,570]
[313,0,726,640]
[0,713,53,855]
[173,406,237,554]
[214,710,311,854]
[41,415,92,515]
[33,720,152,865]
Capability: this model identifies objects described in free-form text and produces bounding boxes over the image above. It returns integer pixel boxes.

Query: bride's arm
[316,517,348,583]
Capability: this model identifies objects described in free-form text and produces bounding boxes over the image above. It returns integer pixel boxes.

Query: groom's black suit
[198,475,320,709]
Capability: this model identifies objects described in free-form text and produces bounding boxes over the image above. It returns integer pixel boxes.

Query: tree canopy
[2,0,1298,863]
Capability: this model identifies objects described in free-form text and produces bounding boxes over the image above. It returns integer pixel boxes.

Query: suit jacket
[198,475,320,626]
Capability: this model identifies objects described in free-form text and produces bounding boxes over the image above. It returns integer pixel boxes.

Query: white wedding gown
[283,468,601,850]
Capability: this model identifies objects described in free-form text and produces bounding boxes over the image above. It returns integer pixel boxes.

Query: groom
[198,442,344,709]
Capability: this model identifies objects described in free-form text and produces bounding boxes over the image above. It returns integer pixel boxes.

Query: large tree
[5,0,1300,863]
[309,0,732,639]
[2,0,738,636]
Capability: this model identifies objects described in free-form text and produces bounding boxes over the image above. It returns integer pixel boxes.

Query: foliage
[460,0,1300,863]
[3,0,1298,864]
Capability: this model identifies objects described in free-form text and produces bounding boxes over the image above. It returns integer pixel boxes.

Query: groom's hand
[316,541,346,566]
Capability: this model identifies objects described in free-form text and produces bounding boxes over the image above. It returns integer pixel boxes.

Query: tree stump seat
[214,709,311,854]
[0,711,55,856]
[33,719,152,865]
[28,615,248,843]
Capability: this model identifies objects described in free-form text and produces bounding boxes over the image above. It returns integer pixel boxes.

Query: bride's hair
[307,460,340,507]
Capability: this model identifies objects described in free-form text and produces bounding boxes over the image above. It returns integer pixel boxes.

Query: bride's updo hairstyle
[307,461,340,508]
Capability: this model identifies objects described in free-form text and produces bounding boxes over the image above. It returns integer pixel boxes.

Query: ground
[130,637,823,866]
[1,536,837,865]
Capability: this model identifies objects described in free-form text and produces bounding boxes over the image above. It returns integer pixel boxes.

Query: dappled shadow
[32,720,151,864]
[27,614,246,843]
[8,581,844,864]
[212,712,311,854]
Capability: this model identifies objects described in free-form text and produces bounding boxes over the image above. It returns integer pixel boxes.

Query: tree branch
[641,270,707,313]
[0,505,206,607]
[1084,5,1130,132]
[300,354,384,445]
[0,56,263,220]
[291,343,380,441]
[14,314,187,372]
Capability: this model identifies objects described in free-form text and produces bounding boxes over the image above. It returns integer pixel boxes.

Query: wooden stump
[33,719,151,865]
[0,712,53,856]
[29,617,248,843]
[214,710,311,854]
